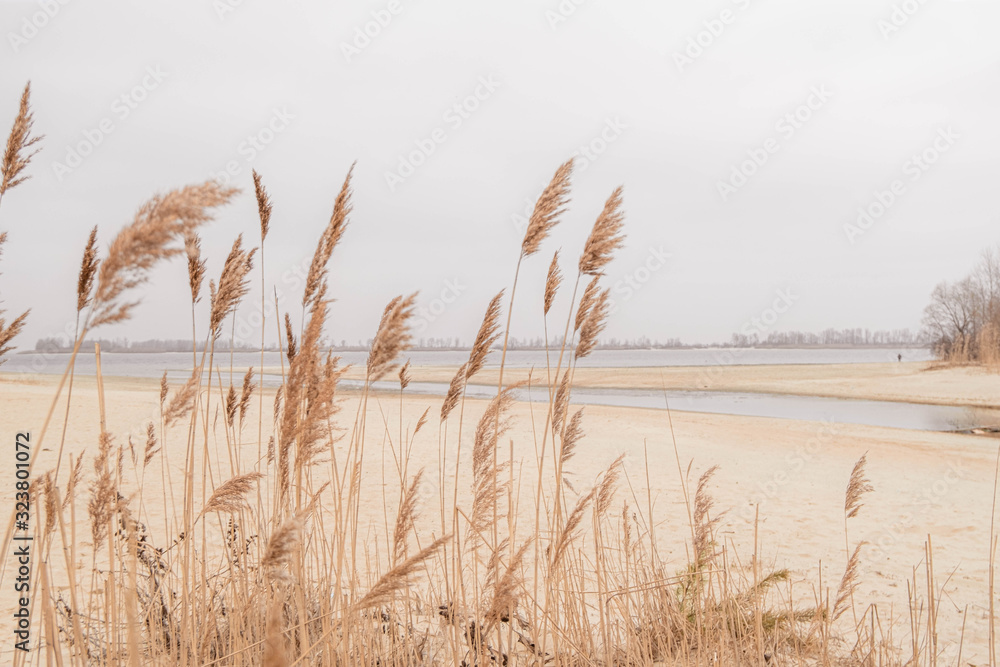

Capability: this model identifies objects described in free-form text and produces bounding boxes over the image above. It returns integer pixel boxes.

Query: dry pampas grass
[466,290,504,380]
[262,514,305,582]
[142,422,159,468]
[303,163,354,309]
[575,287,610,360]
[398,359,411,390]
[0,232,28,364]
[550,487,596,570]
[483,539,531,632]
[552,369,570,434]
[199,472,264,518]
[392,469,423,564]
[579,186,626,276]
[284,312,297,362]
[163,369,200,428]
[440,361,468,422]
[63,455,84,511]
[252,168,273,241]
[88,432,118,545]
[832,542,866,622]
[90,181,237,328]
[470,384,520,535]
[224,383,239,429]
[845,452,874,519]
[353,535,450,611]
[1,82,43,199]
[544,250,561,316]
[367,293,416,382]
[693,465,723,568]
[521,159,573,258]
[574,275,601,333]
[2,114,955,665]
[159,372,168,408]
[209,234,256,338]
[596,453,626,516]
[77,226,99,313]
[184,230,206,304]
[560,408,585,467]
[238,366,256,425]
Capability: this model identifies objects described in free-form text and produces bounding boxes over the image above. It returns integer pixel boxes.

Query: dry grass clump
[0,82,42,199]
[0,83,38,364]
[0,91,979,665]
[90,181,238,328]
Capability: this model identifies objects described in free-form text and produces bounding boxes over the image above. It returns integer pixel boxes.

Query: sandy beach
[277,360,1000,408]
[0,363,997,663]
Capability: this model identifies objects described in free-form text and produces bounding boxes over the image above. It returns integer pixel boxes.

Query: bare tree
[923,246,1000,362]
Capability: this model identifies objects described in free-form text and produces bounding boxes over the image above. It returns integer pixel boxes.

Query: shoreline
[6,359,998,410]
[0,369,996,661]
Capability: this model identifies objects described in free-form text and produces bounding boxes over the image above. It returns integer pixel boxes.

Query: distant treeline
[33,329,927,354]
[33,338,278,353]
[725,328,927,348]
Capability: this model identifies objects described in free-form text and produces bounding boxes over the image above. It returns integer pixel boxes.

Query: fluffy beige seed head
[466,290,504,380]
[252,169,273,241]
[367,293,417,383]
[544,250,561,316]
[1,82,43,197]
[77,226,99,313]
[522,159,573,257]
[579,186,626,276]
[90,181,237,328]
[844,452,874,519]
[303,163,354,309]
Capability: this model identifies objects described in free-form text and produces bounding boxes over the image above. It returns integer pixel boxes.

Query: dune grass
[0,82,995,666]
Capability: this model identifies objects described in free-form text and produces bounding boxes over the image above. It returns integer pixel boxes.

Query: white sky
[1,0,998,347]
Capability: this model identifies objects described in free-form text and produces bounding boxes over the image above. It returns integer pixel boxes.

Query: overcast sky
[1,0,998,348]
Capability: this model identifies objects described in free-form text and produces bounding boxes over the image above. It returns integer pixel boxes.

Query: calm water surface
[6,347,980,433]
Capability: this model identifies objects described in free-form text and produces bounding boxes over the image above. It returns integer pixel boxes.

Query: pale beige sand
[0,369,996,663]
[275,360,997,408]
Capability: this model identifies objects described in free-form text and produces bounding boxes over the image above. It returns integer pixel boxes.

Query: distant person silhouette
[897,353,902,362]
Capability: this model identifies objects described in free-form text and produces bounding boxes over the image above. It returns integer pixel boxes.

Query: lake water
[4,346,934,379]
[5,346,981,433]
[392,381,999,433]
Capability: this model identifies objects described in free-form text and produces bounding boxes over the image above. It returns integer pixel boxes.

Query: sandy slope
[343,361,1000,408]
[0,369,996,663]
